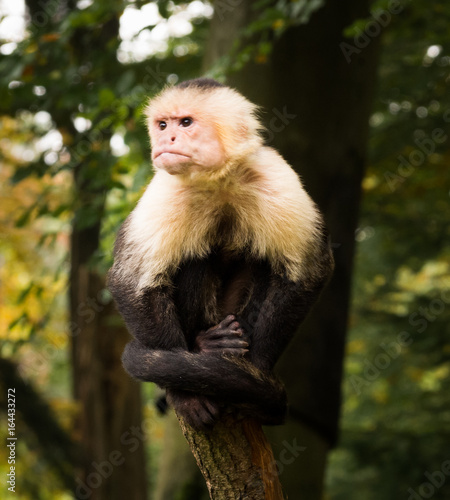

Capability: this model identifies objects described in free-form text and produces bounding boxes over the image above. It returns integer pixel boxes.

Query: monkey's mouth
[154,151,190,159]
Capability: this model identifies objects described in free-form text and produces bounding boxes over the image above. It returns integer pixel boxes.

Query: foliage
[0,0,210,496]
[327,1,450,498]
[209,0,325,75]
[1,0,449,497]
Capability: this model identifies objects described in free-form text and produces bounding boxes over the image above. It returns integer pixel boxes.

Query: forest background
[0,0,449,499]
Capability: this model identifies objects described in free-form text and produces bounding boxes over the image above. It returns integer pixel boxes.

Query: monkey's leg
[165,315,250,429]
[166,390,221,430]
[239,231,334,372]
[122,340,286,430]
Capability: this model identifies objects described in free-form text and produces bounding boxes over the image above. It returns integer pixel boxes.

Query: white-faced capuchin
[108,78,334,430]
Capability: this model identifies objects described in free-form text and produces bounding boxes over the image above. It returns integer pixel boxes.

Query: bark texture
[178,415,284,500]
[70,214,148,500]
[154,411,208,500]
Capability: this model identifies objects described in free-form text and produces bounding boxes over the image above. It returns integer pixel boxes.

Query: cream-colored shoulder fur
[122,146,322,290]
[234,147,321,280]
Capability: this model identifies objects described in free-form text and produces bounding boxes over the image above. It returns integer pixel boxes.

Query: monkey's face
[150,110,226,175]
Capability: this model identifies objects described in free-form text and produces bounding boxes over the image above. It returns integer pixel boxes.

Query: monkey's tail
[122,340,286,421]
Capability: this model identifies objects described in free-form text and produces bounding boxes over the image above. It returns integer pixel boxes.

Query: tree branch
[177,414,284,500]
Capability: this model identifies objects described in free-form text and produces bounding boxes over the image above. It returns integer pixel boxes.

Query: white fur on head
[144,83,264,169]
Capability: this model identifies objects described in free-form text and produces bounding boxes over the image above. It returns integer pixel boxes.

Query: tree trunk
[178,415,284,500]
[18,2,149,498]
[0,358,78,492]
[70,210,148,500]
[154,411,208,500]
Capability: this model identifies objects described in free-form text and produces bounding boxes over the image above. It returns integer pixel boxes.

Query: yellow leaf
[41,33,60,42]
[347,339,365,354]
[272,19,284,30]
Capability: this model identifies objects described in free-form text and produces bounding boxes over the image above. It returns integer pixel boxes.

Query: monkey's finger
[221,339,249,348]
[196,404,217,428]
[229,321,241,330]
[219,315,237,328]
[205,315,236,332]
[199,330,229,340]
[202,399,219,418]
[225,329,245,338]
[202,329,243,340]
[204,339,249,349]
[222,348,249,357]
[185,410,206,430]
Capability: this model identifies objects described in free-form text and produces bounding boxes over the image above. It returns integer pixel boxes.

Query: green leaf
[99,88,116,108]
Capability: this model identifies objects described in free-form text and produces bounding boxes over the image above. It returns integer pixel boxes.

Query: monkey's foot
[167,390,220,430]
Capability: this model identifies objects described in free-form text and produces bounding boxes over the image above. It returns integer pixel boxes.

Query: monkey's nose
[171,136,176,142]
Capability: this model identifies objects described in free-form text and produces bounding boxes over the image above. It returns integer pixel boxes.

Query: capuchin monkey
[108,78,334,430]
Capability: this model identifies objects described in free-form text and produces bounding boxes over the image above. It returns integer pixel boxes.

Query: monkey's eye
[180,117,193,127]
[158,121,167,130]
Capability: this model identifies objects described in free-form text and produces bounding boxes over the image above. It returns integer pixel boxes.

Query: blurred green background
[0,1,449,499]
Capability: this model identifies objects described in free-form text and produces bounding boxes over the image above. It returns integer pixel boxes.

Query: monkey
[108,77,334,430]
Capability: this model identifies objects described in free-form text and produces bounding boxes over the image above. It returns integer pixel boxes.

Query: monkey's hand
[166,389,220,430]
[195,314,249,357]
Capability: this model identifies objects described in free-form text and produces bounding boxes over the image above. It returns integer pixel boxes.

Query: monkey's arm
[109,268,275,428]
[242,230,334,371]
[122,340,287,428]
[108,216,189,350]
[108,280,189,350]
